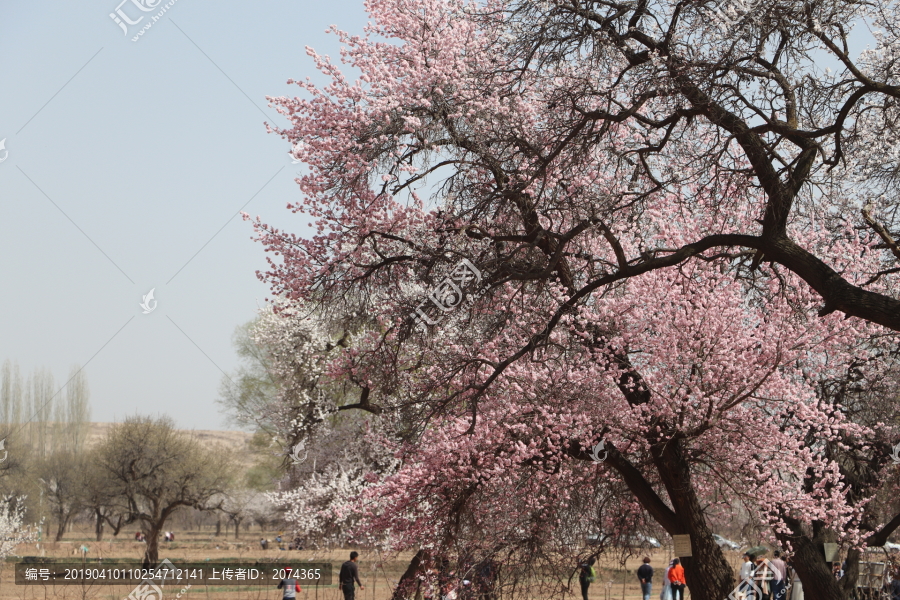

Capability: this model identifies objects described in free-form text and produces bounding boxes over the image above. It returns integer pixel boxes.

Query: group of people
[272,548,900,600]
[132,531,175,542]
[577,550,799,600]
[735,550,790,600]
[264,534,304,551]
[276,551,365,600]
[578,556,684,600]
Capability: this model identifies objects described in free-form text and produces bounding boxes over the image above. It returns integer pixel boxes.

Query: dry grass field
[0,527,742,600]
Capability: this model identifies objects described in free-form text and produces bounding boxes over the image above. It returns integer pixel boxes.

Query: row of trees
[238,0,900,599]
[1,362,280,568]
[0,415,239,567]
[0,360,91,457]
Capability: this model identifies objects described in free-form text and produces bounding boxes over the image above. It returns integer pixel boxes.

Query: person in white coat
[738,553,754,598]
[659,560,675,600]
[788,555,803,600]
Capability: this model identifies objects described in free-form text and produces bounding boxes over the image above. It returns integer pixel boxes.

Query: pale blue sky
[0,0,367,429]
[0,0,875,432]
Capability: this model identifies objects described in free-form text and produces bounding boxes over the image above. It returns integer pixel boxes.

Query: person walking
[769,551,787,600]
[738,553,753,595]
[668,559,686,600]
[277,571,301,600]
[752,556,774,600]
[637,557,653,600]
[659,560,675,600]
[578,557,597,600]
[340,551,365,600]
[890,570,900,600]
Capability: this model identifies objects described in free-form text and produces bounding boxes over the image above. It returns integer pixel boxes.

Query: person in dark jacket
[637,557,653,600]
[339,551,365,600]
[578,557,597,600]
[277,574,301,600]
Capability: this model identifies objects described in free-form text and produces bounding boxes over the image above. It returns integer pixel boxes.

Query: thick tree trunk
[596,441,735,600]
[234,518,241,540]
[142,525,161,570]
[776,526,848,600]
[215,518,221,537]
[840,548,861,596]
[589,352,737,600]
[652,441,736,600]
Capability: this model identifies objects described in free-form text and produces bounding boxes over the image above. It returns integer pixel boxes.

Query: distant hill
[84,422,257,464]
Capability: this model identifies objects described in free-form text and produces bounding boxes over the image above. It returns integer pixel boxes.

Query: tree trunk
[840,548,861,596]
[234,518,241,540]
[143,525,161,570]
[55,512,70,542]
[776,527,847,600]
[107,514,124,537]
[392,549,427,600]
[596,355,738,600]
[651,440,736,600]
[215,518,221,537]
[95,509,104,541]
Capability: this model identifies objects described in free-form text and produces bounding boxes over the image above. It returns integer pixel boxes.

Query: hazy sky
[0,0,368,429]
[0,0,875,433]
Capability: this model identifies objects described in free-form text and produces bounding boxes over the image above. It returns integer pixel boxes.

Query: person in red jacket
[668,559,686,600]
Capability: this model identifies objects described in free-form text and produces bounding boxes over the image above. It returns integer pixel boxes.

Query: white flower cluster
[0,498,35,561]
[250,301,400,546]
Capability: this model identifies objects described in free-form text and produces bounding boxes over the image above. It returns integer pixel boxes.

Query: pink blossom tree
[248,1,900,598]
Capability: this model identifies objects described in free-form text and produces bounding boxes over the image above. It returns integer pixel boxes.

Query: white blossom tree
[0,497,36,564]
[221,302,400,547]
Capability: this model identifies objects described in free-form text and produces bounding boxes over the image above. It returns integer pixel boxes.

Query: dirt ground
[1,531,745,600]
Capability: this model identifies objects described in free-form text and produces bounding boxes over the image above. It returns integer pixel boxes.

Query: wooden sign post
[673,535,692,557]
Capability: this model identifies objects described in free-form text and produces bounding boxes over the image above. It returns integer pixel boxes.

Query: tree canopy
[250,1,900,599]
